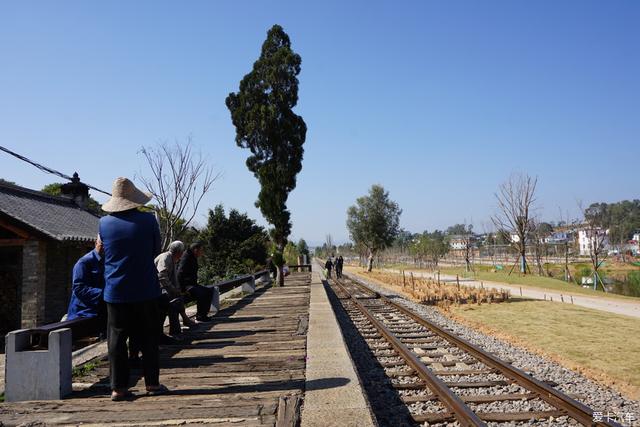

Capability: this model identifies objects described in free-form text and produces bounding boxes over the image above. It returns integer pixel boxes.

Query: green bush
[574,265,593,284]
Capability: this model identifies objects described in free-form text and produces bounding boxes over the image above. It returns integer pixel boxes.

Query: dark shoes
[111,389,135,401]
[196,315,214,323]
[146,384,169,396]
[182,318,199,329]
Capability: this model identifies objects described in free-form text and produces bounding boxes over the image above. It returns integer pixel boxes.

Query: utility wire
[0,145,111,196]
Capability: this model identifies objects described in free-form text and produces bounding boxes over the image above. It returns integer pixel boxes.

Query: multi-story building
[577,227,609,256]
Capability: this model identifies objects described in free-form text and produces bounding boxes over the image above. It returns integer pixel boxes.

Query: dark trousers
[158,292,184,335]
[187,285,213,318]
[107,300,160,390]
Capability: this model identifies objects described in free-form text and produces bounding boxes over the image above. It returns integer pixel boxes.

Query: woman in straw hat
[99,177,168,400]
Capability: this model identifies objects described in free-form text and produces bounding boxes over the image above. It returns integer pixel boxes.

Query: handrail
[27,316,103,350]
[208,269,270,294]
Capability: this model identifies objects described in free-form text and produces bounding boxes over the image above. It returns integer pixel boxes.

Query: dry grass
[348,267,510,307]
[448,299,640,399]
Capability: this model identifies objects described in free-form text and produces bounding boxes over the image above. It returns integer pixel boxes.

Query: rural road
[378,268,640,319]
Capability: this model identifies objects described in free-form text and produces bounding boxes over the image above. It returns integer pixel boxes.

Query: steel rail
[332,278,487,426]
[340,274,623,427]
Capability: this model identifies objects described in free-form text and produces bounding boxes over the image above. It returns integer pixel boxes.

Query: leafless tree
[460,221,475,273]
[138,138,219,250]
[529,219,547,276]
[492,173,538,275]
[579,201,610,292]
[325,234,335,257]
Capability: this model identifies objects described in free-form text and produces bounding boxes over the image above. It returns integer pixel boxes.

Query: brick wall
[21,240,47,328]
[44,242,90,323]
[0,246,22,334]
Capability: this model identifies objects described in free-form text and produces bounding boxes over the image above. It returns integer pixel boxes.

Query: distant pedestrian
[100,177,168,401]
[324,258,333,279]
[336,256,344,279]
[66,235,106,330]
[177,242,214,323]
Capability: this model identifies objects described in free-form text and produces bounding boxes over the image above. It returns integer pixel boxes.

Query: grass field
[383,263,640,300]
[449,299,640,399]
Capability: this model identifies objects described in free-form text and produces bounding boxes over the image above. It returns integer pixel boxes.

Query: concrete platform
[301,266,375,427]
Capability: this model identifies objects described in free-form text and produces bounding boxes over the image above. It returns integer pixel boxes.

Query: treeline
[585,200,640,245]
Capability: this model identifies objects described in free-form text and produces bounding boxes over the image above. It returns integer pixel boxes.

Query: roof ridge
[0,181,77,204]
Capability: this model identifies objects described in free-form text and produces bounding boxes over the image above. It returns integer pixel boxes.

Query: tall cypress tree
[226,25,306,284]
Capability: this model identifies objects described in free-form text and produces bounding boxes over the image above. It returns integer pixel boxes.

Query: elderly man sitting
[66,236,106,326]
[155,241,197,335]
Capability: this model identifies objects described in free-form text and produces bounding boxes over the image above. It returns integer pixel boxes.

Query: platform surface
[0,273,311,426]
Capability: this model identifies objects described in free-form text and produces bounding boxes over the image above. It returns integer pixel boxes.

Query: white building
[578,228,609,256]
[544,231,570,244]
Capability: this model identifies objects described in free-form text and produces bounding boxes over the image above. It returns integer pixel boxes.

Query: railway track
[328,274,621,426]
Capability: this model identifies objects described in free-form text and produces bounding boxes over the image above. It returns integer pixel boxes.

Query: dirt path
[379,268,640,319]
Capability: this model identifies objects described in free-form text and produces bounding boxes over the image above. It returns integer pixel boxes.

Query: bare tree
[461,222,475,273]
[138,139,219,250]
[580,202,610,292]
[492,173,538,275]
[325,234,334,257]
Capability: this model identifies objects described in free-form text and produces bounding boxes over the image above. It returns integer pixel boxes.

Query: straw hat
[102,177,152,213]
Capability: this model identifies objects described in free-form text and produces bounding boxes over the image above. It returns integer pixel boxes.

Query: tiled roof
[0,182,99,242]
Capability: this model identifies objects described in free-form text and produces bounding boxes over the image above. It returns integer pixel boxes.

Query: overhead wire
[0,145,111,196]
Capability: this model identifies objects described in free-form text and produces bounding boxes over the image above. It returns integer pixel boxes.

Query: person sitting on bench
[177,242,214,323]
[155,240,197,335]
[66,235,106,327]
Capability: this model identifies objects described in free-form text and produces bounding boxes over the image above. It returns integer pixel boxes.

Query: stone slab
[301,265,375,427]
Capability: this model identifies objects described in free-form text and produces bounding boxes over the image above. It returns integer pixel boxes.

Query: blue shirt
[99,209,162,303]
[67,249,105,320]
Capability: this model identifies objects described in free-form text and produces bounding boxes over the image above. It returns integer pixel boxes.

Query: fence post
[519,286,523,296]
[402,270,406,288]
[560,294,564,303]
[456,275,460,291]
[410,272,415,291]
[242,276,256,295]
[437,271,440,285]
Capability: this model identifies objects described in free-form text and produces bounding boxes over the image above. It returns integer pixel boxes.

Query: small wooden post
[560,294,564,303]
[519,287,523,297]
[437,271,440,285]
[570,295,574,304]
[402,270,406,288]
[410,272,415,291]
[456,275,460,291]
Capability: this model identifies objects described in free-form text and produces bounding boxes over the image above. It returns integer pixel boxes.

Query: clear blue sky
[1,1,638,246]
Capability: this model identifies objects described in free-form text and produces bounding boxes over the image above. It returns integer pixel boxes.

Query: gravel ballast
[345,272,640,425]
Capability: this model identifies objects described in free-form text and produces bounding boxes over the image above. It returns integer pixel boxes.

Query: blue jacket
[67,249,105,320]
[99,209,162,303]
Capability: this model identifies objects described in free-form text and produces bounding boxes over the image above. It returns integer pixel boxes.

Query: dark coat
[177,248,199,292]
